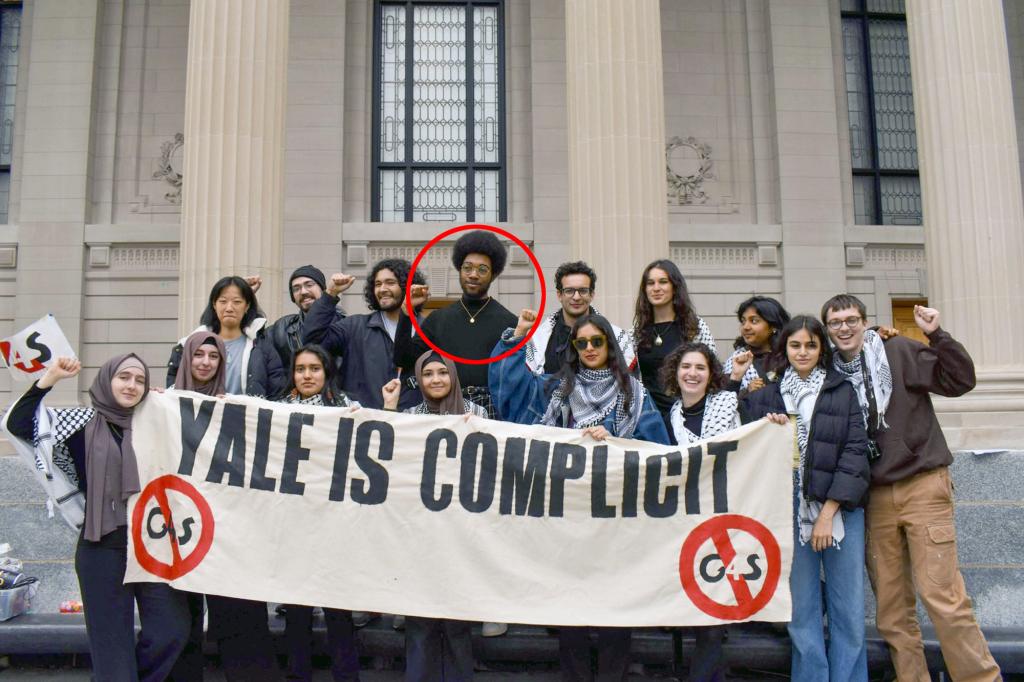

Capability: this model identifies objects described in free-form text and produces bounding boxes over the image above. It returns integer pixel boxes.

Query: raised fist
[730,349,754,381]
[244,275,263,293]
[381,378,402,410]
[38,357,81,389]
[327,273,356,297]
[514,309,538,338]
[913,305,940,335]
[409,284,430,309]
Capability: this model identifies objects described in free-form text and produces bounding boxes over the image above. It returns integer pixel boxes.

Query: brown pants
[866,467,1000,682]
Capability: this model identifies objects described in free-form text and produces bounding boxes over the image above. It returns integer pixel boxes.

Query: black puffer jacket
[740,369,870,509]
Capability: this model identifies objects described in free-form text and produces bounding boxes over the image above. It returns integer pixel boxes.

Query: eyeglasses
[460,264,491,276]
[572,335,607,351]
[826,316,863,331]
[559,287,593,298]
[290,281,320,294]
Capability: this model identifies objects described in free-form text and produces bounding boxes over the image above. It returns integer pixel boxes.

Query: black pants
[207,594,281,681]
[405,617,474,682]
[75,528,191,682]
[688,626,727,682]
[166,591,207,681]
[284,605,360,681]
[558,627,631,682]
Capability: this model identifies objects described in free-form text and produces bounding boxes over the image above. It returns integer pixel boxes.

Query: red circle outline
[405,223,547,365]
[678,514,781,621]
[131,475,215,580]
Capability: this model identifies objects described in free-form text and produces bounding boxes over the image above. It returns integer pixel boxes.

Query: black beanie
[288,265,327,295]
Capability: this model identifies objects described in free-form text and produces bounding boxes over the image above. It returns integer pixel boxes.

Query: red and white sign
[0,315,76,382]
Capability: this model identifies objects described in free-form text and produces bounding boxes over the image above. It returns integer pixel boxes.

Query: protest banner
[0,315,76,382]
[126,390,794,626]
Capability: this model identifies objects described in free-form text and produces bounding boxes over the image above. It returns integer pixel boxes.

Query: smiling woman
[4,354,191,680]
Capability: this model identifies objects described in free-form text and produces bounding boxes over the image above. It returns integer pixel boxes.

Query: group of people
[2,228,1001,682]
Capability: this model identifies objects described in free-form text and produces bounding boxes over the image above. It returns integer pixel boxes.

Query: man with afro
[393,229,517,418]
[302,258,426,410]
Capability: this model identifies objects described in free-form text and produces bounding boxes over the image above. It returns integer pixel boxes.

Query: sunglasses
[572,334,607,351]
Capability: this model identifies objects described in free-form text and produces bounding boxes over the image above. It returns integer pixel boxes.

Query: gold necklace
[459,297,492,324]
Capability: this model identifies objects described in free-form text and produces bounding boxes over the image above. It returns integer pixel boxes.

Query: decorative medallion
[666,136,714,205]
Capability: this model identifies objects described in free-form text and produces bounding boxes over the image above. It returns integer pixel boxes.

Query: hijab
[84,353,150,542]
[414,351,467,416]
[174,332,227,396]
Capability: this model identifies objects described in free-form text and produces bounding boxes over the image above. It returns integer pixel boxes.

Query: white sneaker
[481,622,508,637]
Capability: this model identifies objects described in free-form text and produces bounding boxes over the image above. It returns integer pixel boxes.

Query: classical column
[906,0,1024,445]
[178,0,289,333]
[564,0,668,326]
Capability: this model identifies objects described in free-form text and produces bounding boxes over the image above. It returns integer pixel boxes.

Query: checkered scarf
[832,329,892,431]
[542,368,644,436]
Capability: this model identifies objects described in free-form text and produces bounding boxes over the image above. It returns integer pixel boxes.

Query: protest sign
[126,390,793,626]
[0,315,76,382]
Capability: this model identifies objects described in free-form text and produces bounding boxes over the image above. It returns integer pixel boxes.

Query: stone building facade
[0,0,1023,630]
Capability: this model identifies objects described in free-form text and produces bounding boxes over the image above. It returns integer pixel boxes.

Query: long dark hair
[768,315,833,376]
[199,276,264,333]
[659,342,725,399]
[633,259,699,351]
[549,314,635,415]
[732,295,791,351]
[287,343,341,404]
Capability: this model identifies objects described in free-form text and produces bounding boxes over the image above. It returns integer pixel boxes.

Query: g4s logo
[699,553,763,583]
[146,506,196,546]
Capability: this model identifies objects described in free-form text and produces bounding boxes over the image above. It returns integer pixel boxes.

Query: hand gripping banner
[126,390,794,626]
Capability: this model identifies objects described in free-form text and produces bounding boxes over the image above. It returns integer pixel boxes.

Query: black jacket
[166,321,286,398]
[266,308,345,374]
[741,369,870,509]
[302,293,421,410]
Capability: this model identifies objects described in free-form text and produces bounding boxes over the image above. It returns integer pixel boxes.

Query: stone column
[564,0,668,327]
[905,0,1024,446]
[178,0,289,333]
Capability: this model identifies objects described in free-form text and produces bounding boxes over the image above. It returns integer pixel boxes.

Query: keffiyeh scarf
[780,366,846,547]
[669,391,740,444]
[832,329,892,431]
[542,368,644,437]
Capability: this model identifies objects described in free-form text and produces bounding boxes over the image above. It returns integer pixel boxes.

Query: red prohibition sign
[131,475,215,580]
[678,514,781,621]
[406,223,547,365]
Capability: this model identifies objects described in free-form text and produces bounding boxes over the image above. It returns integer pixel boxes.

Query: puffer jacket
[165,319,285,398]
[740,368,870,509]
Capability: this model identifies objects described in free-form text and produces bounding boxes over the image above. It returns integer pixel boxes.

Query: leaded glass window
[0,5,20,224]
[373,1,505,223]
[841,0,921,225]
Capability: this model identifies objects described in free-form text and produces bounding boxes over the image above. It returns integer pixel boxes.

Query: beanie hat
[288,265,327,295]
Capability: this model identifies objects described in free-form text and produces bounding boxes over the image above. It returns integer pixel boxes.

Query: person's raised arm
[393,283,431,374]
[901,305,976,397]
[6,358,81,440]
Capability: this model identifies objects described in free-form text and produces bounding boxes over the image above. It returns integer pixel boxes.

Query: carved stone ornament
[666,136,714,205]
[153,132,184,204]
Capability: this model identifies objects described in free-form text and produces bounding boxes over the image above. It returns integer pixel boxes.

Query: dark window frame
[371,0,507,223]
[841,0,920,226]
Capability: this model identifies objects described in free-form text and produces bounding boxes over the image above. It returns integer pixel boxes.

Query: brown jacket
[872,328,975,486]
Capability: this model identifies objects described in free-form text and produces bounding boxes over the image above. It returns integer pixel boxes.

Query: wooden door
[891,299,928,345]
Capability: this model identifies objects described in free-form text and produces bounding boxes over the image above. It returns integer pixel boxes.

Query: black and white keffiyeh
[522,308,636,375]
[780,366,846,547]
[284,393,358,408]
[832,329,892,431]
[408,399,488,418]
[542,368,645,437]
[46,408,94,484]
[669,391,740,444]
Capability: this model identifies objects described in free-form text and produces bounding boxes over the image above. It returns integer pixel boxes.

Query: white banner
[126,390,794,626]
[0,315,77,382]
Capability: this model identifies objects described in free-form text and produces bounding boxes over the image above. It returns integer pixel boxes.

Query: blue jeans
[789,483,867,682]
